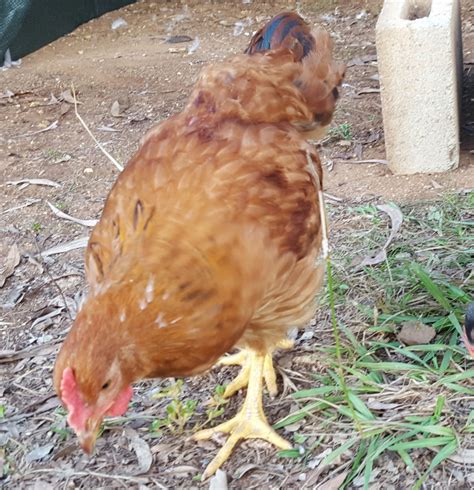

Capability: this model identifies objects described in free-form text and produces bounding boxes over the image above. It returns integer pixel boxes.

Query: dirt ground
[0,0,473,488]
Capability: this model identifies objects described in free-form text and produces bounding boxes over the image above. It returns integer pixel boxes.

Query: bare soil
[0,0,473,488]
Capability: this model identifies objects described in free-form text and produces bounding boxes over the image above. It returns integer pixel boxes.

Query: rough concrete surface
[376,0,462,174]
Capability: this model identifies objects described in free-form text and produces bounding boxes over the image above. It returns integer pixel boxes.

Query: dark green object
[0,0,136,64]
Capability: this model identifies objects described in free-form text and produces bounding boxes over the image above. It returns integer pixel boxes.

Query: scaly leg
[194,349,292,480]
[219,338,294,398]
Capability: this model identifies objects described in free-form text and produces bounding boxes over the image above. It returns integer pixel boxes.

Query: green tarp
[0,0,136,64]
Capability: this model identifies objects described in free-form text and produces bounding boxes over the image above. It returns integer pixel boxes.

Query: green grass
[276,192,473,489]
[329,122,353,141]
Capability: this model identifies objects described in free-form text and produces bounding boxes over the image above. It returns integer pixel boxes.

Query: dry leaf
[31,306,64,329]
[111,100,122,117]
[398,321,436,345]
[60,89,80,104]
[317,470,349,490]
[357,204,403,268]
[209,469,227,490]
[7,178,61,188]
[25,443,55,463]
[40,236,89,257]
[0,244,20,287]
[125,428,153,475]
[16,120,59,138]
[357,87,380,95]
[1,198,41,215]
[46,201,98,227]
[166,35,193,43]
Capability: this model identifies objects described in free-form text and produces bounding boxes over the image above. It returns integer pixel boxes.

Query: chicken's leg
[219,338,294,398]
[194,349,292,479]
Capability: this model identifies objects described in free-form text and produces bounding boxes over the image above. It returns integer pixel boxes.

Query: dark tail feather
[245,12,315,60]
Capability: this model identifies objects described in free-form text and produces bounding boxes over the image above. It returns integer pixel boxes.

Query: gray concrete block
[376,0,462,174]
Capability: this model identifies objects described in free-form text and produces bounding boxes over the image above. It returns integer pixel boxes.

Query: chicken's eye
[102,381,111,390]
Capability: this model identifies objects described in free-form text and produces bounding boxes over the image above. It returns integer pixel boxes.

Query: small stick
[71,84,123,172]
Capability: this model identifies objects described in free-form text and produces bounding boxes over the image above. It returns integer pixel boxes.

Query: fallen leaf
[16,120,59,138]
[0,342,59,364]
[209,469,227,490]
[166,35,193,43]
[31,306,64,329]
[357,87,380,95]
[0,244,20,287]
[317,470,349,490]
[111,100,122,117]
[125,428,153,475]
[367,400,401,410]
[1,198,41,215]
[59,89,80,105]
[2,283,28,309]
[25,443,55,463]
[233,463,260,479]
[356,204,403,268]
[51,154,71,164]
[40,236,89,257]
[46,201,98,227]
[7,178,61,188]
[398,321,436,345]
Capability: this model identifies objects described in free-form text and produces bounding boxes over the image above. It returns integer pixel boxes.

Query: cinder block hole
[401,0,432,20]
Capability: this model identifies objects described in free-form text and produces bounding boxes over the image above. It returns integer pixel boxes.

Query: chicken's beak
[77,418,101,455]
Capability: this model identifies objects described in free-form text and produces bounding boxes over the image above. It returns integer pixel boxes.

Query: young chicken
[53,12,344,479]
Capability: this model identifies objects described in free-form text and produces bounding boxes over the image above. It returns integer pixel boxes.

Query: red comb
[60,367,91,431]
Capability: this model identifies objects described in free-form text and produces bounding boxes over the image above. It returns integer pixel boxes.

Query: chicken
[463,302,474,356]
[246,11,345,139]
[53,12,344,479]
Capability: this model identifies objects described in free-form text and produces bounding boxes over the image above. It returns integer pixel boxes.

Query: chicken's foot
[219,338,293,398]
[194,349,291,479]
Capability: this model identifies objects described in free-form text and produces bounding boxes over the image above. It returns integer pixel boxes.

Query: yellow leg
[219,338,294,398]
[194,349,292,480]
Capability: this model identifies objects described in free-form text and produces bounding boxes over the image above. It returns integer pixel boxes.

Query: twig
[23,468,150,485]
[71,84,123,172]
[32,234,73,320]
[1,198,41,215]
[338,159,388,165]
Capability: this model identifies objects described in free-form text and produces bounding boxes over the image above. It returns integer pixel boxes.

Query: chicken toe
[194,349,291,479]
[219,339,294,398]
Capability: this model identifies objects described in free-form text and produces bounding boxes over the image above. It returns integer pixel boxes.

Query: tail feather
[245,12,314,60]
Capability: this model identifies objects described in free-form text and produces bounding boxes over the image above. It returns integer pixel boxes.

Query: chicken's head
[53,305,135,454]
[462,302,474,357]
